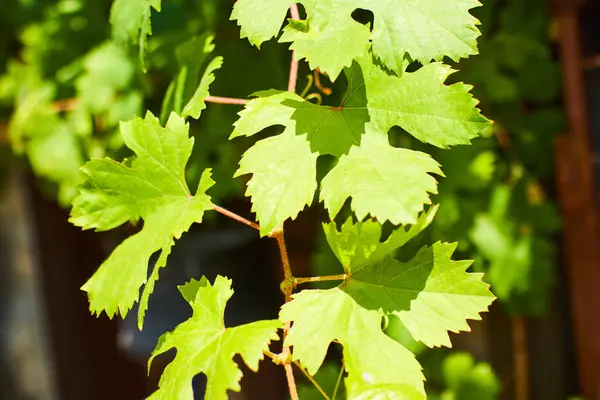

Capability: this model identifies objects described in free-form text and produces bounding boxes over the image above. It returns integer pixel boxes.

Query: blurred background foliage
[0,0,564,398]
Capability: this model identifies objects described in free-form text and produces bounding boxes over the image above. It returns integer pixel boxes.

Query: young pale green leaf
[231,59,488,157]
[110,0,161,66]
[70,112,214,320]
[280,288,425,396]
[280,9,371,81]
[234,128,318,236]
[230,90,297,140]
[361,61,490,148]
[324,205,439,273]
[347,242,495,347]
[230,87,366,157]
[148,276,281,400]
[182,56,223,120]
[320,130,442,225]
[231,0,482,78]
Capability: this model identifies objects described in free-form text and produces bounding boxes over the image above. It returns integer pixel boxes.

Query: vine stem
[211,204,260,231]
[51,98,78,112]
[273,230,293,301]
[49,96,248,113]
[294,363,330,400]
[273,228,299,400]
[276,5,302,399]
[290,3,300,19]
[210,209,300,398]
[204,96,248,105]
[263,351,330,400]
[294,274,346,286]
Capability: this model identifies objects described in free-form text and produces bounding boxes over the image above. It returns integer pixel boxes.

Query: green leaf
[230,0,295,48]
[320,130,442,225]
[231,0,483,78]
[182,56,223,120]
[149,276,282,400]
[26,122,84,205]
[231,59,488,157]
[161,34,216,122]
[75,42,137,113]
[109,0,161,66]
[361,61,489,148]
[347,242,495,347]
[70,112,214,320]
[280,288,425,395]
[467,183,555,310]
[441,352,500,400]
[280,6,371,80]
[231,89,366,157]
[234,128,318,236]
[321,216,493,346]
[323,205,439,273]
[178,276,209,304]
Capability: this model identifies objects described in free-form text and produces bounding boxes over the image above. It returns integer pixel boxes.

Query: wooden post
[554,5,600,398]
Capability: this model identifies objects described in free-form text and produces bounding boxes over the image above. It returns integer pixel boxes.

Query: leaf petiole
[294,274,347,286]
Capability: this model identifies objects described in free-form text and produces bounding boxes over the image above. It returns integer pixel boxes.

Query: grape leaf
[230,88,365,157]
[347,242,494,347]
[468,183,556,314]
[149,276,281,399]
[70,112,214,319]
[231,0,482,78]
[230,0,294,48]
[280,9,371,80]
[442,352,500,400]
[324,205,439,272]
[110,0,161,66]
[182,56,223,120]
[75,42,137,114]
[234,128,318,236]
[27,124,84,206]
[161,34,216,122]
[470,213,531,299]
[322,219,494,347]
[280,288,425,396]
[320,129,442,225]
[360,61,489,149]
[231,59,488,157]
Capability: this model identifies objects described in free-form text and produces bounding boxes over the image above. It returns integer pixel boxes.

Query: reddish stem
[204,96,248,105]
[273,229,299,400]
[52,98,78,112]
[287,4,301,93]
[290,3,300,20]
[288,52,299,93]
[211,204,260,231]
